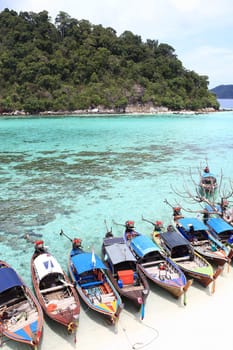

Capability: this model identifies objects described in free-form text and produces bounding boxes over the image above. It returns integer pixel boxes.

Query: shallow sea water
[1,111,233,349]
[1,112,233,281]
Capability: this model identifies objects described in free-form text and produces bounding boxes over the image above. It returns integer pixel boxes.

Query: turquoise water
[1,112,233,287]
[218,99,233,109]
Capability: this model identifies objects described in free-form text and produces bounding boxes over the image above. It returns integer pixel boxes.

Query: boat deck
[177,258,207,269]
[146,265,180,279]
[82,284,116,305]
[43,289,77,312]
[122,285,145,292]
[3,299,38,332]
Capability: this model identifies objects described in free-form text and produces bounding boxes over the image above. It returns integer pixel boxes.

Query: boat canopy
[202,172,216,179]
[160,231,190,250]
[207,217,233,234]
[103,237,125,247]
[34,253,63,281]
[130,235,160,258]
[104,240,136,265]
[0,267,23,293]
[178,218,208,232]
[71,252,107,274]
[205,204,222,213]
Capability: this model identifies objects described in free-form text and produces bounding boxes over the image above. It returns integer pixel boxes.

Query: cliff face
[210,85,233,98]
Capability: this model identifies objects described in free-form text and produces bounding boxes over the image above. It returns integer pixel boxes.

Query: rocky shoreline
[0,104,218,117]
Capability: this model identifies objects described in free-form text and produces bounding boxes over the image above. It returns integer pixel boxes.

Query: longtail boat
[122,221,192,305]
[61,231,124,325]
[102,232,149,319]
[0,260,43,349]
[174,217,232,266]
[205,217,233,251]
[31,240,80,337]
[153,227,222,292]
[199,166,217,197]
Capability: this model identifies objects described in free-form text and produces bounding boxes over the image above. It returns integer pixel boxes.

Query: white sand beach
[77,265,233,350]
[3,263,233,350]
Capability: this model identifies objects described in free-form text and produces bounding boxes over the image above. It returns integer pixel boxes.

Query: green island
[210,85,233,99]
[0,9,219,115]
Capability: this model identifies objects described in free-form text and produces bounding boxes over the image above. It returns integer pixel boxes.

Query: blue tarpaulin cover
[130,235,160,258]
[0,267,23,293]
[207,217,233,234]
[178,218,208,231]
[202,172,215,178]
[71,252,107,274]
[205,204,222,213]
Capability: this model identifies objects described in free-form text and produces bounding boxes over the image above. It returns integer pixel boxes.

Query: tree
[0,8,219,113]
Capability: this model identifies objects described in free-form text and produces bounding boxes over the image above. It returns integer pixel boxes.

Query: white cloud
[170,0,202,12]
[181,46,233,88]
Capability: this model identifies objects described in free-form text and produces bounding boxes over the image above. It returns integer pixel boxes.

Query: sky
[1,0,233,88]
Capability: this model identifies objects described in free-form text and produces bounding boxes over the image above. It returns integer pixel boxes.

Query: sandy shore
[77,265,233,350]
[2,263,233,350]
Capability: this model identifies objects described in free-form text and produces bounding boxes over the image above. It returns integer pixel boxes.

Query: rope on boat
[118,309,159,350]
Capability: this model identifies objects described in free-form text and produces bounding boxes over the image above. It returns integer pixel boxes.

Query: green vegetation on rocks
[0,8,219,114]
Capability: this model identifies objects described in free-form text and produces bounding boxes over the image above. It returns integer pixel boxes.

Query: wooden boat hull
[31,251,80,334]
[206,217,233,251]
[199,171,217,197]
[137,263,192,298]
[152,230,219,289]
[104,268,149,307]
[125,232,191,300]
[101,236,150,308]
[69,248,123,325]
[175,258,223,289]
[174,217,231,267]
[0,260,43,349]
[174,258,214,287]
[193,244,229,266]
[199,184,217,197]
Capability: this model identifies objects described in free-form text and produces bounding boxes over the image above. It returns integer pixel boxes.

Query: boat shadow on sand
[146,279,190,308]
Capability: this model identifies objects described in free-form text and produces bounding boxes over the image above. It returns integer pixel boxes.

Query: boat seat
[80,281,103,289]
[80,275,95,281]
[40,285,65,293]
[174,256,190,262]
[100,293,115,303]
[142,260,165,267]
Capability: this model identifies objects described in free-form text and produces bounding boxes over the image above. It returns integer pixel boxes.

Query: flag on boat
[92,248,96,268]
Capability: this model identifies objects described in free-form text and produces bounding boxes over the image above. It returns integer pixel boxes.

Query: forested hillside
[0,8,219,114]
